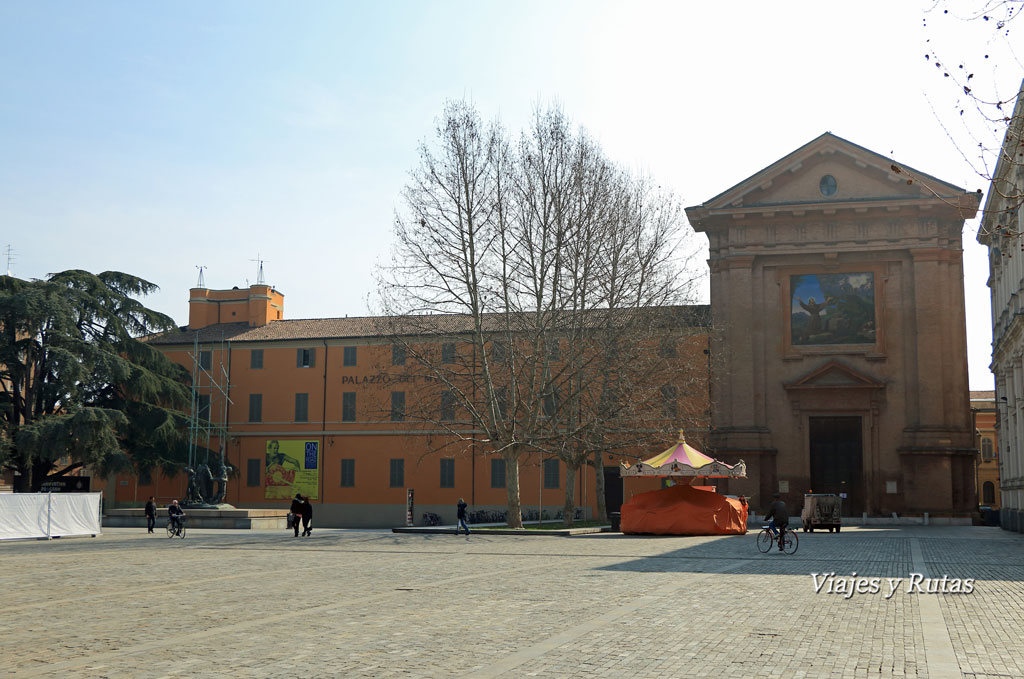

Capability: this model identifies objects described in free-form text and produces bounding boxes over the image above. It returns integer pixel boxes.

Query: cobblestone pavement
[2,526,1023,678]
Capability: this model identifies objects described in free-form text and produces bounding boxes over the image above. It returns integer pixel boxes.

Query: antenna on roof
[250,253,266,285]
[195,265,207,289]
[4,244,15,277]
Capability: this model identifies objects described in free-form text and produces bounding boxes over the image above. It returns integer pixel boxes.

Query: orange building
[971,391,1000,510]
[118,285,710,527]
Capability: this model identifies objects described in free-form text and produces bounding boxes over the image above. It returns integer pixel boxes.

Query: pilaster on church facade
[687,132,980,517]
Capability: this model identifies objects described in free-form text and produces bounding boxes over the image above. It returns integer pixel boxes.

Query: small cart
[801,493,842,533]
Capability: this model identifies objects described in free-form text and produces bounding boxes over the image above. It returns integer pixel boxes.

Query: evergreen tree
[0,270,192,491]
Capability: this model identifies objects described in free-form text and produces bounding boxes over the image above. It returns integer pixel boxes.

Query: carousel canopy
[620,431,746,478]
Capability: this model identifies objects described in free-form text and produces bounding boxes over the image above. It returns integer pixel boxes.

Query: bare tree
[377,100,554,528]
[377,100,707,528]
[907,2,1024,236]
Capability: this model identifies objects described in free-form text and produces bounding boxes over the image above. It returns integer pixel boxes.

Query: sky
[1,1,1021,389]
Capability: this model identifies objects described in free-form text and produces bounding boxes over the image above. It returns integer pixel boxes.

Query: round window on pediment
[819,174,837,197]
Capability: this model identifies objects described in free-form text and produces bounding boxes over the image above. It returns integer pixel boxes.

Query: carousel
[618,431,749,535]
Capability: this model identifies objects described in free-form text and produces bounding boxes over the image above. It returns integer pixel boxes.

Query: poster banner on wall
[265,439,320,500]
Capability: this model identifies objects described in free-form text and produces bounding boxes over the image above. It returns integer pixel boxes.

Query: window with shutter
[391,392,406,421]
[342,392,356,422]
[248,394,262,422]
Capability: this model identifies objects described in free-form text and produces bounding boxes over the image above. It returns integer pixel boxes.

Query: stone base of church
[898,449,977,514]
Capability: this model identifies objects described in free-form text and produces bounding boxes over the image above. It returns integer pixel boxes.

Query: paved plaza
[2,525,1024,678]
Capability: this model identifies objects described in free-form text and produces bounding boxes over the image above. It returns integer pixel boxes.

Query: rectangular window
[495,387,508,419]
[248,393,262,423]
[661,385,678,419]
[391,391,406,422]
[440,458,455,488]
[543,391,558,418]
[340,459,355,487]
[389,458,405,488]
[490,458,506,488]
[392,344,406,366]
[544,458,559,489]
[246,459,261,487]
[197,394,211,421]
[342,392,356,422]
[440,390,456,422]
[199,350,212,370]
[441,342,456,364]
[343,346,357,367]
[295,393,309,422]
[250,349,264,369]
[296,348,316,368]
[546,340,560,362]
[659,338,678,358]
[491,341,507,363]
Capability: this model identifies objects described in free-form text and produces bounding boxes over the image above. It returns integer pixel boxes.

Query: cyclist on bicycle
[168,499,185,532]
[763,493,788,552]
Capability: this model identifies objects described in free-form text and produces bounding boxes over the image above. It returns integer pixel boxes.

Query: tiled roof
[145,305,711,346]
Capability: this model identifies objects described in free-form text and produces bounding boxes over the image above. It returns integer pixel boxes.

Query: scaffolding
[185,333,233,507]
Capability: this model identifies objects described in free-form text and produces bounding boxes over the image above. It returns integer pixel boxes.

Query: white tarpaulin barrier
[0,492,102,540]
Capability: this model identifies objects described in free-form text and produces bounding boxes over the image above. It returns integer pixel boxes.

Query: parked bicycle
[166,515,186,539]
[756,523,797,554]
[422,512,441,526]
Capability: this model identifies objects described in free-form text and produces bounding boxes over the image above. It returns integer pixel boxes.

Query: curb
[391,525,611,536]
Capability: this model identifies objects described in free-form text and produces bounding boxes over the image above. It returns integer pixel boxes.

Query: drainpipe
[321,340,329,505]
[225,340,233,503]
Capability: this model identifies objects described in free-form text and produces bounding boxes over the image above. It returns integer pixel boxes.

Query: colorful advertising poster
[790,273,876,346]
[265,439,319,500]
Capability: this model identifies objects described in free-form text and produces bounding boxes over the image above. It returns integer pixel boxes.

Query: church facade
[686,133,980,518]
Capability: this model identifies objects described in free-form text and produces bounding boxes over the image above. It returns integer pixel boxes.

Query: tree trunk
[29,460,52,492]
[505,454,523,528]
[594,451,607,522]
[562,463,577,527]
[12,464,30,493]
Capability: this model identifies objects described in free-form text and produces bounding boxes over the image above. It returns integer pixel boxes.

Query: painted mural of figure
[266,439,301,470]
[797,296,833,334]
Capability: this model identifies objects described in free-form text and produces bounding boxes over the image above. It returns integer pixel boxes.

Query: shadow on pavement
[590,528,1024,581]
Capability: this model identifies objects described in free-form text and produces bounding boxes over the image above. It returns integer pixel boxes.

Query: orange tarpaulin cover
[621,484,748,536]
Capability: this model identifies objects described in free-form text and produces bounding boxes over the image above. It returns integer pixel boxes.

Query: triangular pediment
[688,132,971,218]
[784,360,885,391]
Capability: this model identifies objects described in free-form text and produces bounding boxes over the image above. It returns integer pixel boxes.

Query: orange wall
[120,332,710,523]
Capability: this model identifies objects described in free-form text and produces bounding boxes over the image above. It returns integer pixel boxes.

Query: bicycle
[422,512,441,527]
[756,524,797,554]
[166,516,186,539]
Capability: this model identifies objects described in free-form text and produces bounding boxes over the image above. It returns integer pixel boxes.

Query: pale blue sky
[1,1,1019,388]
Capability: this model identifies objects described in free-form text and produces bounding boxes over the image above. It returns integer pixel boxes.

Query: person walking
[456,498,470,536]
[300,496,313,536]
[145,496,156,533]
[290,493,304,537]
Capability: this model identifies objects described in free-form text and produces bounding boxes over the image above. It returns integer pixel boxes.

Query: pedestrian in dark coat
[290,494,304,537]
[456,498,470,536]
[145,496,156,533]
[300,497,313,536]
